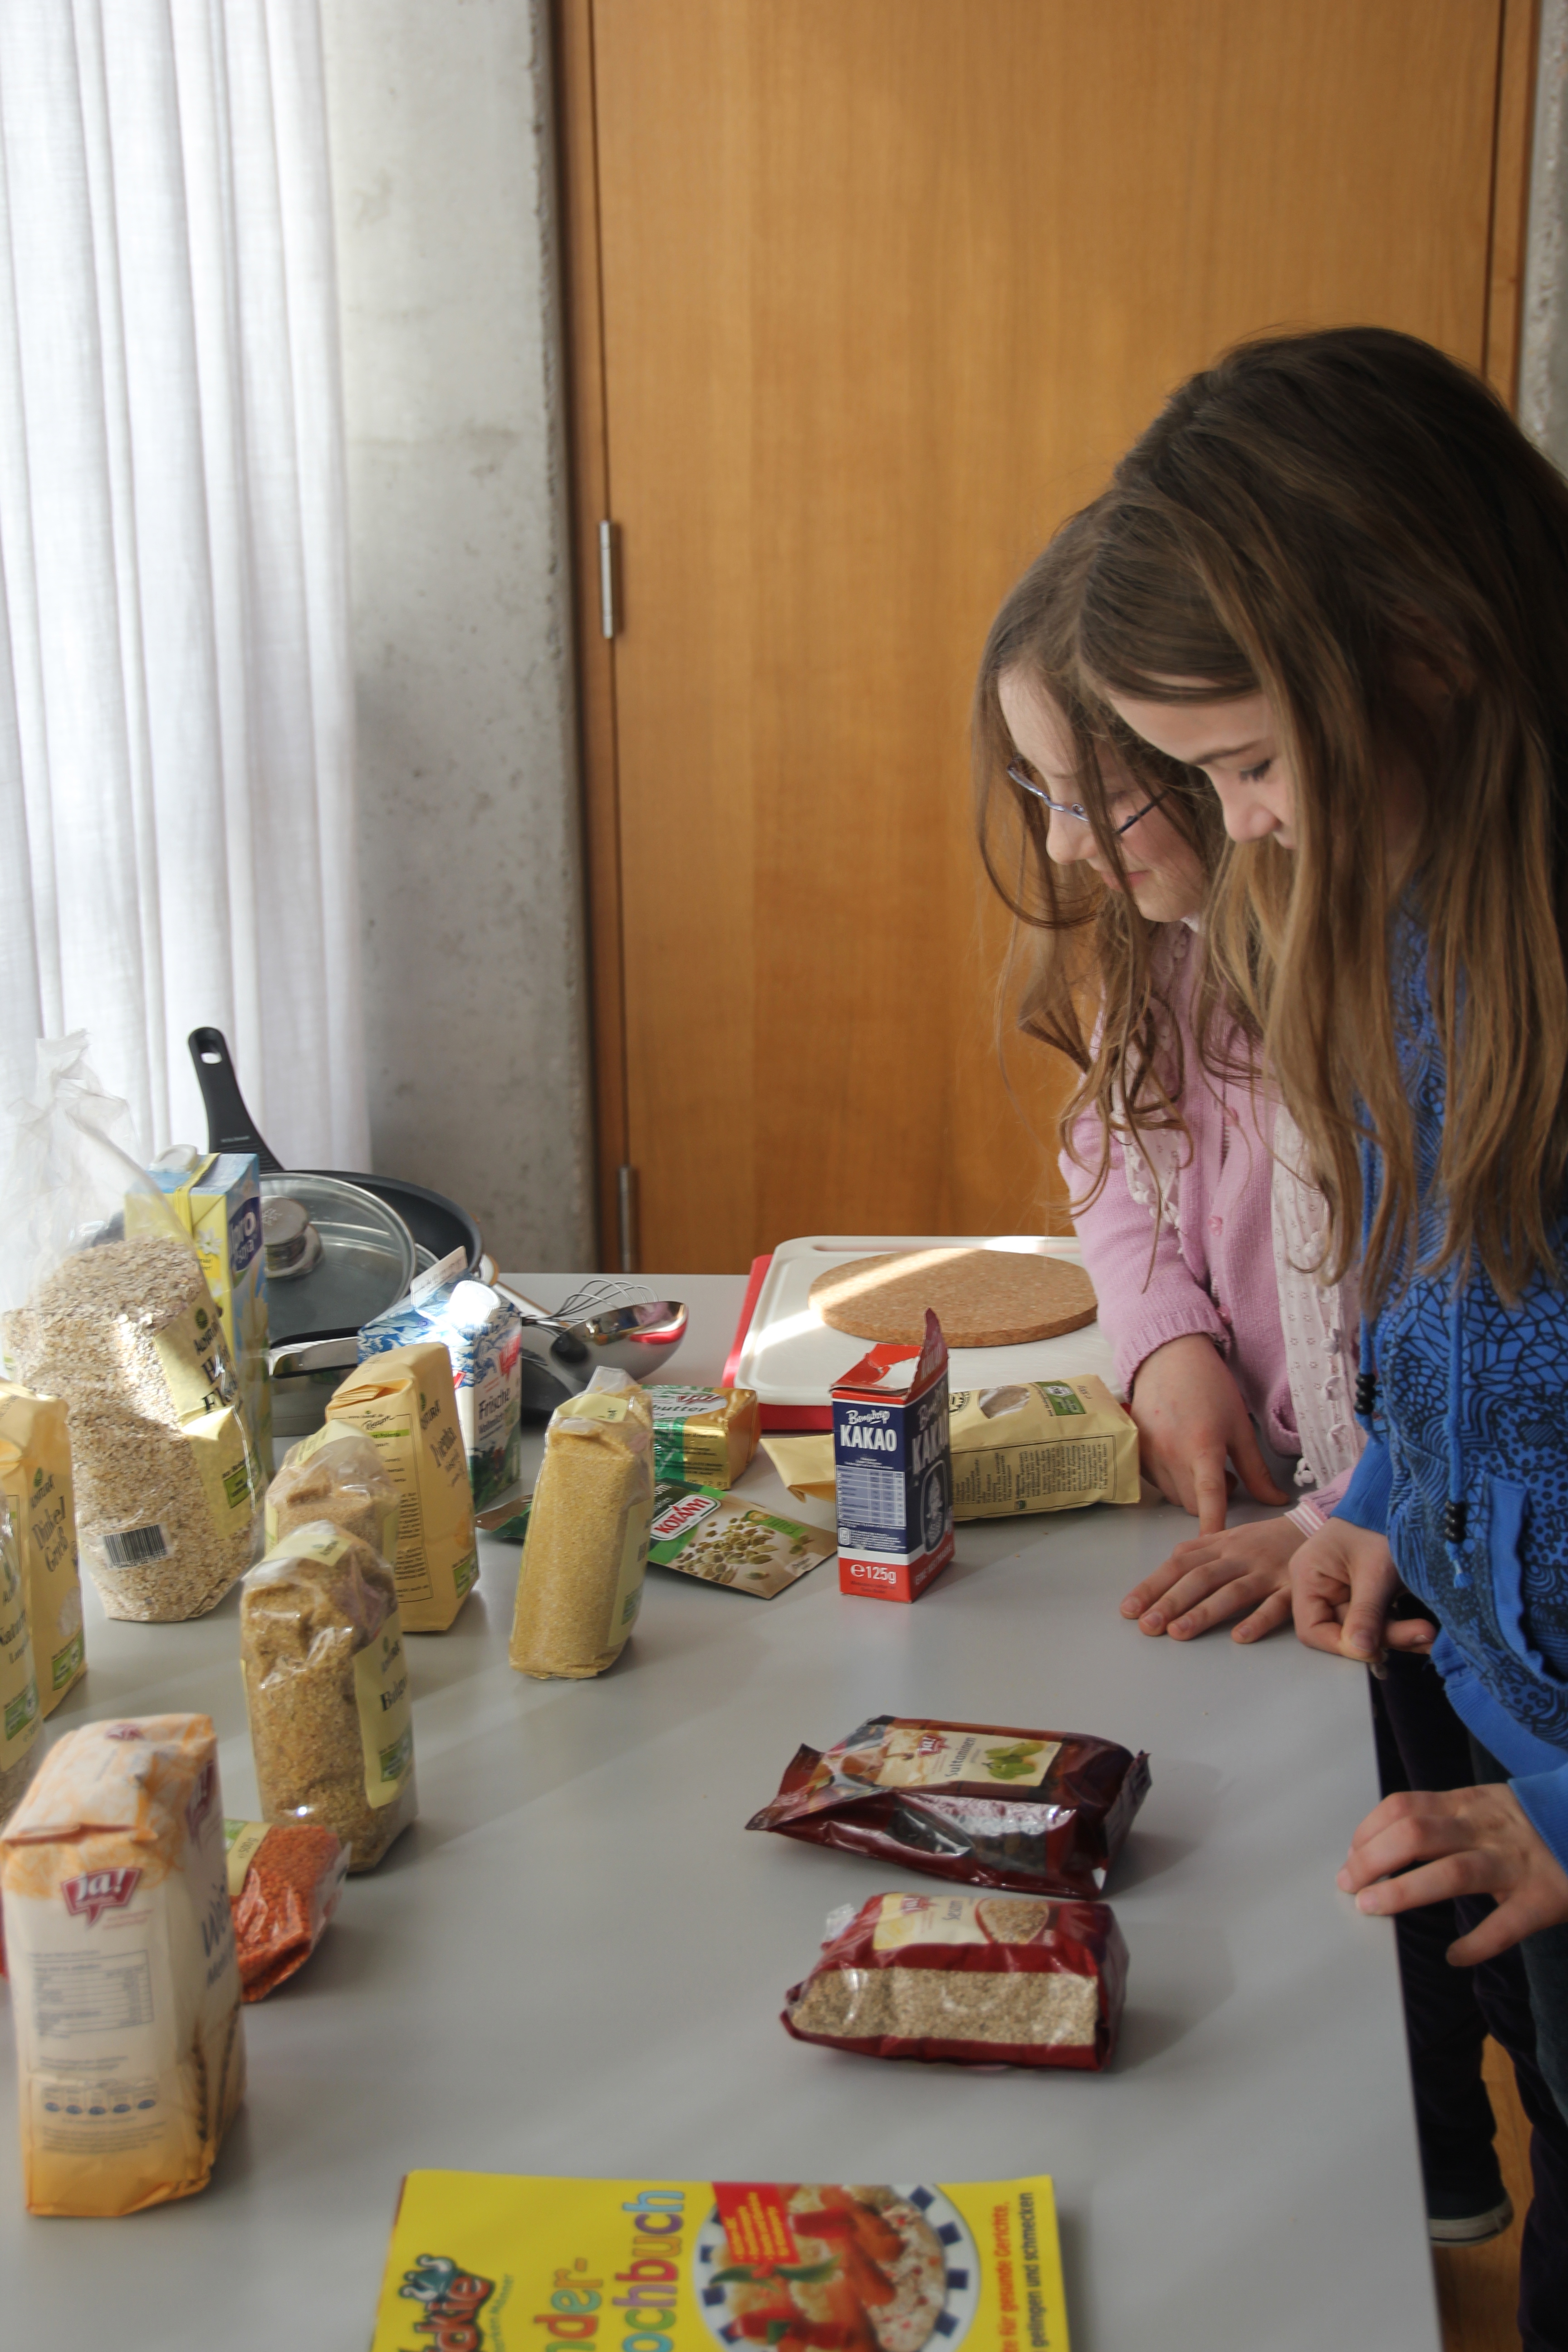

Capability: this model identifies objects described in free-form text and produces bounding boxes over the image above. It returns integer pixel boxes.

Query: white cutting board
[736,1232,1121,1406]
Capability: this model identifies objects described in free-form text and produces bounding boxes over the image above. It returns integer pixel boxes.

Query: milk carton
[358,1277,523,1510]
[831,1309,954,1601]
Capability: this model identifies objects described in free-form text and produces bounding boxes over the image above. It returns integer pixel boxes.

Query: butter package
[647,1479,833,1597]
[0,1712,245,2215]
[359,1276,523,1510]
[948,1376,1139,1515]
[151,1154,271,1473]
[320,1343,478,1631]
[646,1383,760,1489]
[0,1495,41,1824]
[831,1312,954,1602]
[0,1383,85,1710]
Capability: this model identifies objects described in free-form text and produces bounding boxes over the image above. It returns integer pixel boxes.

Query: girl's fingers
[1191,1452,1230,1534]
[1119,1541,1225,1618]
[1228,1420,1290,1508]
[1448,1903,1530,1969]
[1167,1573,1274,1640]
[1231,1584,1294,1643]
[1351,1851,1491,1916]
[1384,1617,1437,1651]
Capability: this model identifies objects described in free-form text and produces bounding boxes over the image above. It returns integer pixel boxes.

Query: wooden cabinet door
[559,0,1535,1272]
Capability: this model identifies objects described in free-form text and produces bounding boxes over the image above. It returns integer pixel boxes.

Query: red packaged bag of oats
[747,1715,1149,1896]
[783,1890,1128,2069]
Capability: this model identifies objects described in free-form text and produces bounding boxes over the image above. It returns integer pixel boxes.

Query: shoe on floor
[1427,2188,1514,2246]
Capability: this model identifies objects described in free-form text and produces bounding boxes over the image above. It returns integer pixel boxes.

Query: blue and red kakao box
[831,1309,954,1602]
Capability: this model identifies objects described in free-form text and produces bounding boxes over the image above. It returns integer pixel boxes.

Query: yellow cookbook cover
[369,2173,1068,2352]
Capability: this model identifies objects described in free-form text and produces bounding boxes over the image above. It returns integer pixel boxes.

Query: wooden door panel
[578,0,1516,1271]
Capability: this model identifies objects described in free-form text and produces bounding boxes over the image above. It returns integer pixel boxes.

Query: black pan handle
[187,1029,284,1173]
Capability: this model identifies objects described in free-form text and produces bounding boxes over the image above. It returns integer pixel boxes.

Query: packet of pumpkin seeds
[647,1480,833,1597]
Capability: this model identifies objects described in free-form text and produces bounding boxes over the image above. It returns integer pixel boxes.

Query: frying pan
[188,1027,484,1317]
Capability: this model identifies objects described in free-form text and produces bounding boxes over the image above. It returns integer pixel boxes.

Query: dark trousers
[1374,1653,1568,2352]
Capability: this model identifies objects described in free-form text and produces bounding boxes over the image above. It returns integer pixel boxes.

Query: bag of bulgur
[0,1493,42,1827]
[320,1343,477,1631]
[0,1383,86,1710]
[0,1038,263,1621]
[782,1890,1128,2070]
[266,1428,399,1562]
[509,1369,654,1679]
[0,1712,245,2215]
[240,1521,417,1872]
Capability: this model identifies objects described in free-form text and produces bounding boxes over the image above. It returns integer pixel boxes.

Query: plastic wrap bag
[508,1369,654,1679]
[0,1038,263,1620]
[224,1818,348,2000]
[747,1715,1150,1896]
[240,1520,417,1871]
[783,1890,1128,2069]
[266,1428,399,1561]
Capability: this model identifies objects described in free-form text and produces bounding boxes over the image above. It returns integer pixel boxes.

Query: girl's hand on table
[1128,1333,1289,1533]
[1289,1520,1435,1664]
[1121,1512,1303,1642]
[1339,1783,1568,1962]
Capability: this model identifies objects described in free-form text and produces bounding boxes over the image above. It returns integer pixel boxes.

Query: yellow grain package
[0,1383,86,1711]
[0,1712,245,2215]
[318,1343,478,1631]
[510,1370,654,1679]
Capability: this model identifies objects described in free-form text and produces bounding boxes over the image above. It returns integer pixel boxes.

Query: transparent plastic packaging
[0,1037,263,1620]
[224,1818,349,1999]
[266,1428,399,1562]
[508,1369,654,1679]
[240,1519,417,1871]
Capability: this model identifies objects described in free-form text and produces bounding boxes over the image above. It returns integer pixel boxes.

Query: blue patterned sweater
[1337,918,1568,1870]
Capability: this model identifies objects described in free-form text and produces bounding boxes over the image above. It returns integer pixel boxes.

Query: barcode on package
[102,1525,170,1568]
[836,1462,906,1533]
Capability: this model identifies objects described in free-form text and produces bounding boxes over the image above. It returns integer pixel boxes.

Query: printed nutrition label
[33,1949,154,2041]
[836,1461,905,1534]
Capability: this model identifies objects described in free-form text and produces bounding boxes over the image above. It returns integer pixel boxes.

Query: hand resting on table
[1121,1512,1303,1643]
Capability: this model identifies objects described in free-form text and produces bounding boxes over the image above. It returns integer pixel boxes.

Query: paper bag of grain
[509,1370,654,1679]
[0,1713,245,2215]
[266,1428,399,1563]
[948,1376,1140,1515]
[0,1494,41,1825]
[321,1343,478,1631]
[0,1383,86,1711]
[764,1374,1140,1521]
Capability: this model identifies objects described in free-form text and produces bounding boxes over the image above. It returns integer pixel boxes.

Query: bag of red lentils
[783,1890,1128,2069]
[224,1818,348,2000]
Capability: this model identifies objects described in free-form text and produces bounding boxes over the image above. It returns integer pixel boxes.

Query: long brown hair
[1076,326,1568,1303]
[973,509,1231,1208]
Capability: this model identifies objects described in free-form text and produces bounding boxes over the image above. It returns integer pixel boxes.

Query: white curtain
[0,0,368,1170]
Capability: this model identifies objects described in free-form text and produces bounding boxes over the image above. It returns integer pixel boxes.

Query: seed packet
[509,1371,653,1679]
[645,1383,760,1488]
[783,1890,1128,2069]
[0,1713,245,2215]
[359,1277,523,1510]
[224,1818,348,2001]
[747,1714,1151,1897]
[321,1342,478,1630]
[0,1385,85,1711]
[647,1479,833,1597]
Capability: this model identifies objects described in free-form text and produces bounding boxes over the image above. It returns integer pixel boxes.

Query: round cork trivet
[808,1249,1097,1349]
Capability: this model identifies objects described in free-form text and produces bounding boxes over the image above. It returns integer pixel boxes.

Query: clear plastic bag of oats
[0,1035,265,1622]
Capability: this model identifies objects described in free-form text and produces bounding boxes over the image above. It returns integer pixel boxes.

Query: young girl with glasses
[1074,324,1568,2337]
[975,511,1516,2250]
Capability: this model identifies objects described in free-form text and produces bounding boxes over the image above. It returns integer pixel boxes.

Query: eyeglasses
[1006,762,1181,838]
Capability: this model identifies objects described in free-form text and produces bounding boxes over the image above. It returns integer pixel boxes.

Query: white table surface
[0,1273,1441,2352]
